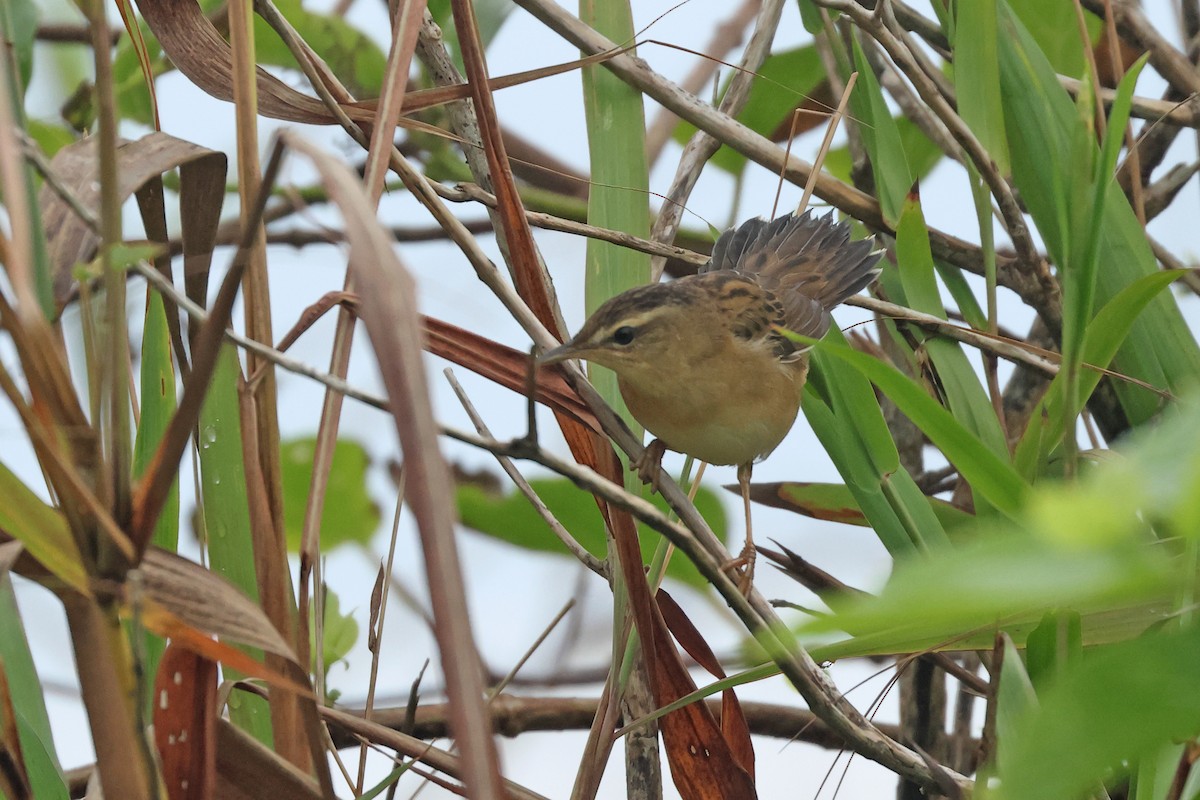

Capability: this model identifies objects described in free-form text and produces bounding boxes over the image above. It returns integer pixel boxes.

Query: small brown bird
[540,211,880,590]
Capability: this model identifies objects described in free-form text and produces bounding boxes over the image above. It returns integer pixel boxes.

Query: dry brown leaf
[137,548,295,659]
[38,132,226,314]
[423,316,601,433]
[153,643,218,800]
[214,719,324,800]
[134,0,616,136]
[657,589,756,784]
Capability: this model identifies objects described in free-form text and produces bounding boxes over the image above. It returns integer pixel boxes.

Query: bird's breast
[618,351,806,467]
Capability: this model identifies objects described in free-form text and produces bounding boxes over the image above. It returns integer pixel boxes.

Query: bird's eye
[612,326,636,346]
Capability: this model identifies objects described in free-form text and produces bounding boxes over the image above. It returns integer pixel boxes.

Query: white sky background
[13,0,1200,798]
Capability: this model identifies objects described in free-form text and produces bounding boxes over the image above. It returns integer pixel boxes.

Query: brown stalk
[326,695,913,750]
[306,0,427,789]
[62,595,155,800]
[317,706,550,800]
[284,131,506,800]
[80,0,134,562]
[448,0,562,333]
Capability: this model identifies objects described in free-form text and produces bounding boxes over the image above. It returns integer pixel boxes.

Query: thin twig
[647,0,787,282]
[443,368,607,577]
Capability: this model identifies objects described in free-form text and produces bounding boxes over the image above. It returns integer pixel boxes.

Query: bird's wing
[703,211,881,343]
[700,271,825,361]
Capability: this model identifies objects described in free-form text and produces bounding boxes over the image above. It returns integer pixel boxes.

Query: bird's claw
[722,542,757,596]
[632,439,668,493]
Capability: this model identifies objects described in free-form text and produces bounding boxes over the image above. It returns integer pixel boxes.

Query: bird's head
[538,283,693,382]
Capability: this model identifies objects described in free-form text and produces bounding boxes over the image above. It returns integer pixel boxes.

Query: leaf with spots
[153,643,217,800]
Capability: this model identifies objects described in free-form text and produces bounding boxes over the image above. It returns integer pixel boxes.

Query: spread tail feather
[705,211,882,320]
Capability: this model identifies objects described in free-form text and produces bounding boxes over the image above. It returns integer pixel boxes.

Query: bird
[539,211,881,592]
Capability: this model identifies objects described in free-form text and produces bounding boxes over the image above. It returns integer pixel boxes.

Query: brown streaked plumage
[540,211,880,590]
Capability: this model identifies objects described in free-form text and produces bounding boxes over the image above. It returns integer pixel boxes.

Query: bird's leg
[632,438,668,492]
[725,462,756,595]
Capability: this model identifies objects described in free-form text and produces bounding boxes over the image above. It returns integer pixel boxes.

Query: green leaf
[994,622,1200,800]
[0,462,88,594]
[132,288,179,698]
[796,0,826,34]
[1023,610,1082,689]
[197,347,272,744]
[26,120,76,159]
[111,17,164,128]
[849,36,913,225]
[804,334,949,556]
[310,587,358,678]
[954,0,1010,174]
[580,0,650,441]
[0,0,38,91]
[812,336,1028,517]
[1007,0,1098,78]
[1128,744,1185,800]
[895,190,1010,468]
[280,437,380,552]
[805,535,1177,662]
[1014,271,1184,478]
[998,4,1200,427]
[805,395,1200,664]
[992,634,1037,778]
[0,575,68,800]
[823,115,943,187]
[134,290,179,553]
[456,477,727,590]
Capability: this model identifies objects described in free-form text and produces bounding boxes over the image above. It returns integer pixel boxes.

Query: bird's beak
[537,340,580,366]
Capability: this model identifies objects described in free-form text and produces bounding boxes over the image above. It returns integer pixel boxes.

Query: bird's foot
[722,541,757,596]
[632,439,668,493]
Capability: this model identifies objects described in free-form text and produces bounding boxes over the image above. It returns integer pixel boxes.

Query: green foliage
[813,334,1028,517]
[197,347,272,744]
[990,623,1200,800]
[580,0,650,439]
[0,461,87,593]
[1,0,38,91]
[997,4,1200,428]
[310,587,359,690]
[806,395,1200,795]
[804,326,950,556]
[894,192,1010,466]
[672,45,826,176]
[456,477,727,590]
[824,114,943,187]
[768,481,973,533]
[0,576,68,800]
[280,437,380,552]
[111,20,163,128]
[252,0,387,99]
[848,35,913,225]
[953,0,1009,174]
[25,120,76,158]
[132,288,179,690]
[1006,0,1099,78]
